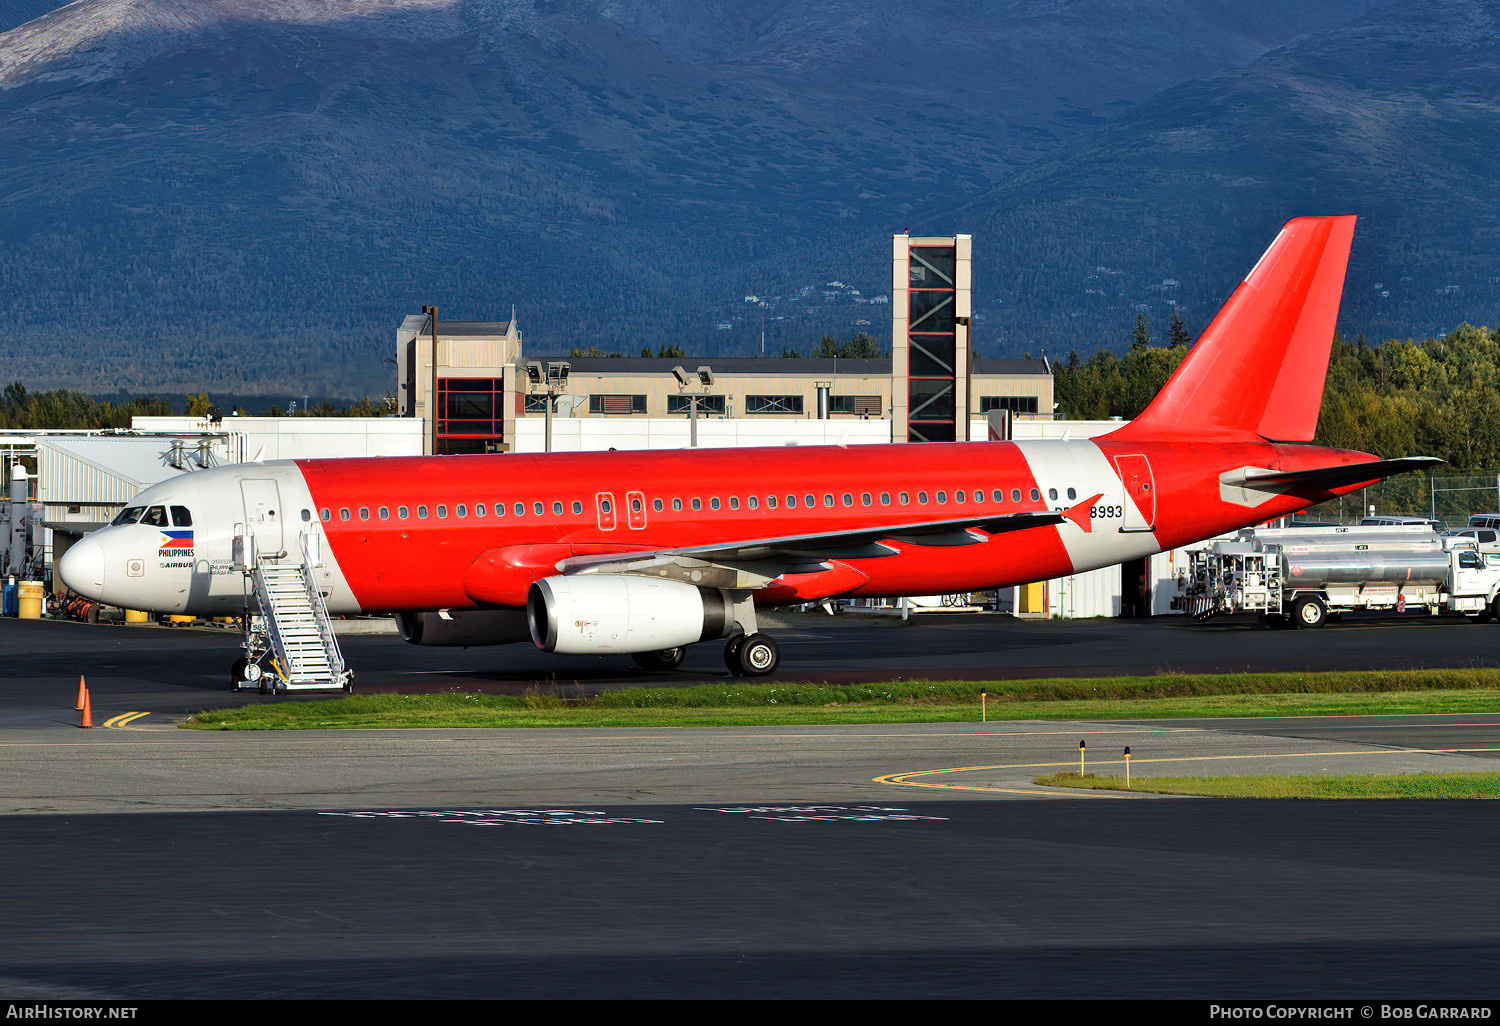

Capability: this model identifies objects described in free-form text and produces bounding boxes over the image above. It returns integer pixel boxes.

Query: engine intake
[528,575,733,654]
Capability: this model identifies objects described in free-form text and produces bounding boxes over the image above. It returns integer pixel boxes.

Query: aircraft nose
[58,536,106,601]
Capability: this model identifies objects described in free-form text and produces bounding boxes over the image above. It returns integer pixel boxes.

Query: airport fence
[1303,472,1500,527]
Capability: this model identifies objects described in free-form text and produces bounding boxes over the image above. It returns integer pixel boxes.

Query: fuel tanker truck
[1181,524,1500,628]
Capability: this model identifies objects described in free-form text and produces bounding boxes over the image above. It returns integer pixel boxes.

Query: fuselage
[59,434,1377,618]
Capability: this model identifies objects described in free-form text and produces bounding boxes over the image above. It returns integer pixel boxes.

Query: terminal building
[395,235,1053,455]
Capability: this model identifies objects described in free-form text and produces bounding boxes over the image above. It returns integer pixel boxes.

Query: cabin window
[475,504,486,517]
[171,505,194,526]
[727,497,738,510]
[111,507,144,525]
[861,493,871,506]
[767,496,777,509]
[339,508,350,521]
[320,508,331,522]
[936,491,946,504]
[993,490,1004,503]
[899,492,910,505]
[631,498,642,513]
[1030,489,1040,501]
[747,496,757,510]
[379,507,389,520]
[954,490,965,504]
[711,497,721,510]
[842,493,853,507]
[397,506,409,519]
[918,492,928,504]
[786,495,796,508]
[1048,489,1058,501]
[1067,488,1076,501]
[575,501,585,514]
[533,502,544,516]
[142,506,169,527]
[1011,489,1021,502]
[359,508,370,521]
[880,493,890,506]
[436,505,447,519]
[513,503,524,516]
[806,494,816,507]
[653,499,663,512]
[553,501,564,516]
[823,494,834,507]
[692,498,701,511]
[456,504,467,518]
[673,498,683,511]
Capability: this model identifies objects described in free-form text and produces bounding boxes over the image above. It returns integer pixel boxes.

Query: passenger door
[239,479,285,557]
[1113,454,1156,533]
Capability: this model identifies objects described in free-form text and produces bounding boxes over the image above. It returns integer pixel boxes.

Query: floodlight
[671,365,691,388]
[696,366,715,388]
[525,362,543,385]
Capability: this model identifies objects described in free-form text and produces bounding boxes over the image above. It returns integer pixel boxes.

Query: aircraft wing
[1222,456,1443,494]
[554,498,1099,592]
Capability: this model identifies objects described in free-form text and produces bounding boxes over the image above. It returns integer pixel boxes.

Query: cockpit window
[141,506,169,527]
[170,505,192,527]
[111,506,144,526]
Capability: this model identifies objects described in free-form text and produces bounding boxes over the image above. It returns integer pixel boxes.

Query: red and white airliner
[58,215,1437,682]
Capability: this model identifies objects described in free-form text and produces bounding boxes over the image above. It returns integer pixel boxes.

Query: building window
[590,394,648,415]
[979,395,1040,415]
[829,395,882,417]
[437,377,505,454]
[667,394,726,415]
[746,395,804,415]
[523,394,551,413]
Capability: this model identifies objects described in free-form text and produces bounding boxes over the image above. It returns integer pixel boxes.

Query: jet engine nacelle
[528,575,734,654]
[395,609,532,647]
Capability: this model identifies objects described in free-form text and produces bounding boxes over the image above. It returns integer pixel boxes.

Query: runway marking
[878,746,1500,795]
[102,712,151,729]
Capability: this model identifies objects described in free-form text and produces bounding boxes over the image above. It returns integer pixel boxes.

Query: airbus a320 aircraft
[59,216,1438,687]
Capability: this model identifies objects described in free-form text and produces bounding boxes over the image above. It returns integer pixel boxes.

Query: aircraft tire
[632,647,686,672]
[734,633,779,677]
[723,634,745,674]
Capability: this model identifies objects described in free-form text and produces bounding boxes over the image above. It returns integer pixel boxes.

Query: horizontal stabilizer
[1223,456,1444,494]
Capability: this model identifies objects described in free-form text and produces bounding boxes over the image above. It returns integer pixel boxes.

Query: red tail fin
[1109,215,1356,442]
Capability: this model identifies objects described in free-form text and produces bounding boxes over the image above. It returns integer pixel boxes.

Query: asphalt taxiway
[4,614,1500,998]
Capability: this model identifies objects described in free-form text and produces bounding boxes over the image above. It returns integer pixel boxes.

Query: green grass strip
[183,668,1500,730]
[1034,771,1500,798]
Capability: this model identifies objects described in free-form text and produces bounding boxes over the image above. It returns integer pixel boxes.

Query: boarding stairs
[239,531,350,692]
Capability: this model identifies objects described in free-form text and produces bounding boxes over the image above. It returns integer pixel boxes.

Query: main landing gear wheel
[1291,595,1328,629]
[726,633,779,677]
[631,647,687,672]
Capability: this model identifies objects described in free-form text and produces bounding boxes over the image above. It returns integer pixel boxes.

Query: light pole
[421,304,439,455]
[671,365,714,447]
[525,361,570,452]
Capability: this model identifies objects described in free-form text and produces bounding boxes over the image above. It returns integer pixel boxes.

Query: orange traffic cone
[79,687,93,729]
[75,675,87,711]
